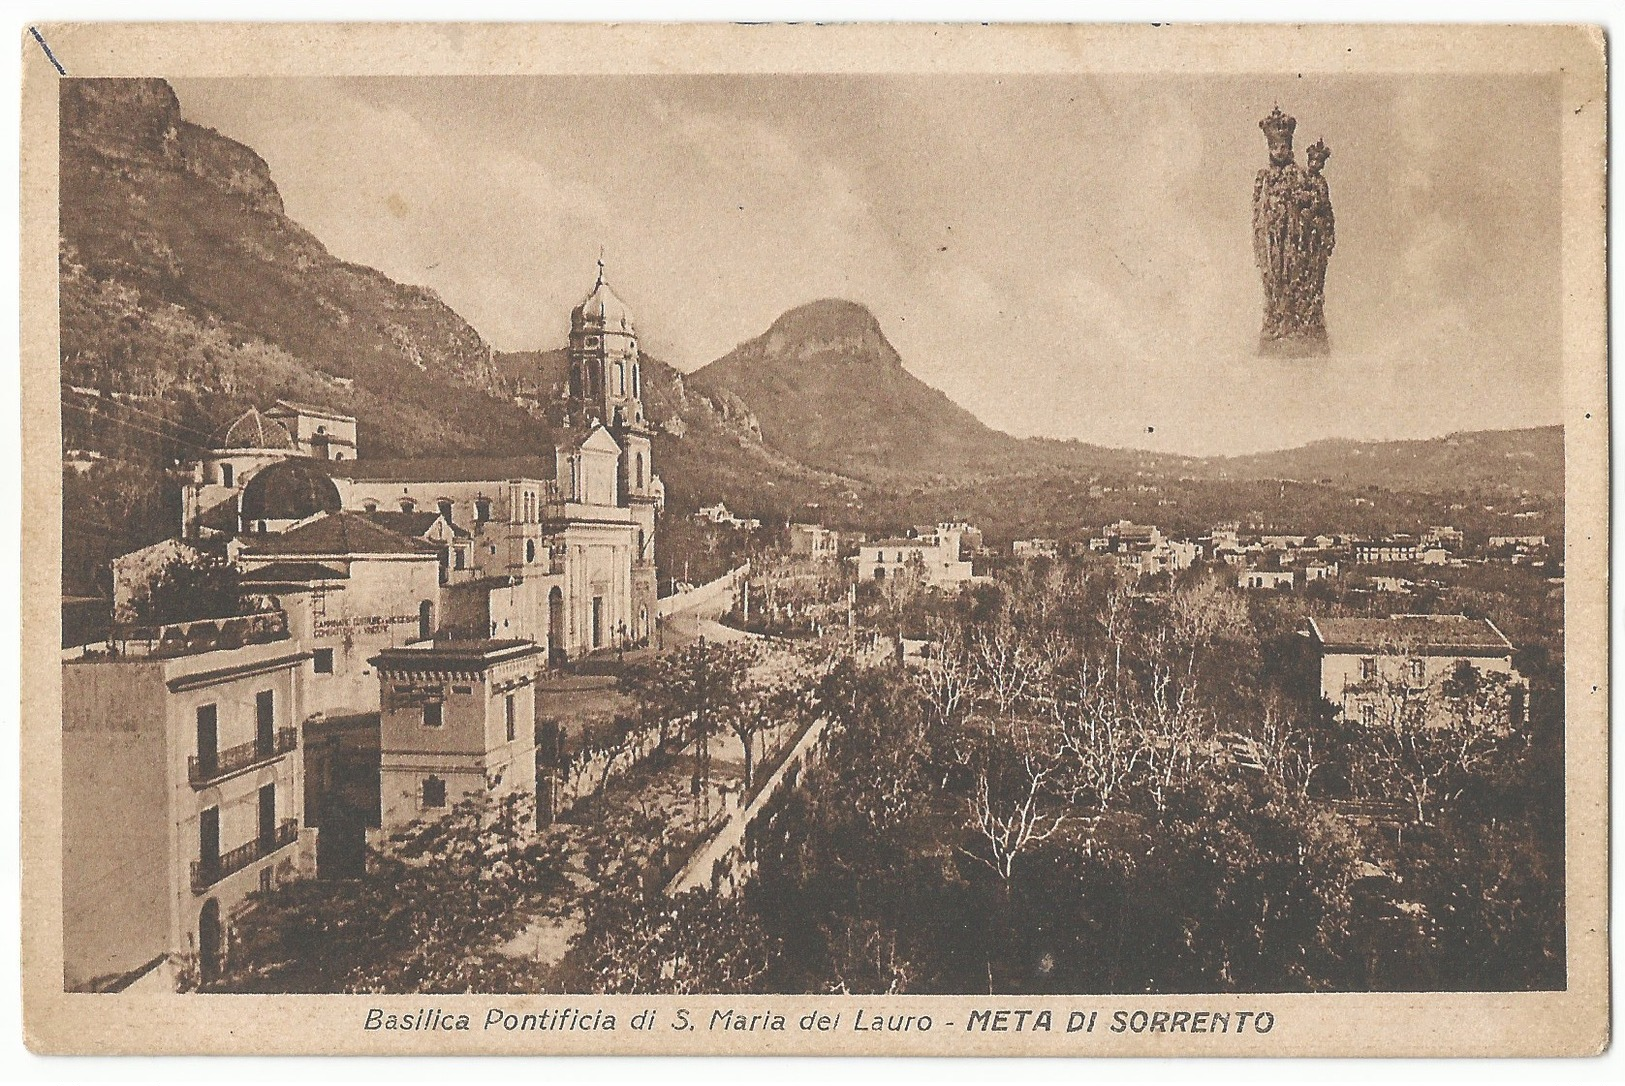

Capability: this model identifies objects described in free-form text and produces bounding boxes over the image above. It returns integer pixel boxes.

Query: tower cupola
[566,258,645,429]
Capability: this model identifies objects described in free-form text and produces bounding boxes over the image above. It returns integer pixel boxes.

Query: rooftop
[240,561,350,584]
[69,610,292,662]
[267,399,357,424]
[360,510,457,539]
[327,455,555,484]
[242,511,439,558]
[371,638,543,673]
[1308,614,1513,656]
[220,408,294,451]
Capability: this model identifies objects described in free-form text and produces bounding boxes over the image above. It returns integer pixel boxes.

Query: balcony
[189,727,298,787]
[191,818,299,893]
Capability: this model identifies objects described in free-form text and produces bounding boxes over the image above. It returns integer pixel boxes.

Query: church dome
[239,458,342,523]
[221,407,295,451]
[571,261,635,334]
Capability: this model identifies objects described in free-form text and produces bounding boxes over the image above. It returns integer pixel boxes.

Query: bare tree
[963,717,1066,882]
[971,614,1040,718]
[1358,656,1518,824]
[1051,655,1144,814]
[909,616,974,731]
[1251,695,1323,800]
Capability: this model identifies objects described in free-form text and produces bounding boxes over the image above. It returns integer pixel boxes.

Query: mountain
[57,78,1562,593]
[492,345,865,514]
[60,78,547,462]
[688,299,1026,481]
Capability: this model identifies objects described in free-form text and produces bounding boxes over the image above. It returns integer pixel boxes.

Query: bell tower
[563,259,660,644]
[567,258,645,430]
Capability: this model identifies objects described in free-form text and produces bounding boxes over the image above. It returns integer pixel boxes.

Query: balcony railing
[189,727,298,787]
[103,610,290,659]
[191,818,299,893]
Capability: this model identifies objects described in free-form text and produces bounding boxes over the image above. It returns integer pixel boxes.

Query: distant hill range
[58,77,1562,591]
[1211,426,1563,496]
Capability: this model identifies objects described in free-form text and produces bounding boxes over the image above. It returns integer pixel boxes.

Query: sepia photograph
[18,20,1609,1057]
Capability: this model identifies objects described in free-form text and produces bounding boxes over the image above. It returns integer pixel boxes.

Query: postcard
[19,21,1608,1056]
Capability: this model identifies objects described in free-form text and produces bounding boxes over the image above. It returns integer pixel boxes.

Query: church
[178,263,663,665]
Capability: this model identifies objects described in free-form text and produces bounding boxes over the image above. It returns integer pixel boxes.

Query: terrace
[81,610,291,660]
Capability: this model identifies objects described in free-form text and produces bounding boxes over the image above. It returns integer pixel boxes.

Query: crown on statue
[1306,138,1331,166]
[1259,107,1296,141]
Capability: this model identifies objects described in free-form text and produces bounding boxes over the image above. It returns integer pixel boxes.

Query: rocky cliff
[59,77,526,460]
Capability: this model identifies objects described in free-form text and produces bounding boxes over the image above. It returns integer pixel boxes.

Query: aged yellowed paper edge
[19,21,1609,1056]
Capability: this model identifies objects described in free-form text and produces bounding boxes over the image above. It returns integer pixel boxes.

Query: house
[1106,520,1164,549]
[1352,539,1417,564]
[788,523,839,559]
[858,535,973,588]
[1239,569,1295,590]
[695,502,760,531]
[1012,538,1060,560]
[64,448,105,474]
[1306,615,1524,729]
[371,639,545,835]
[1303,561,1339,582]
[1488,534,1547,551]
[236,512,446,722]
[1259,534,1309,550]
[62,611,310,991]
[111,538,215,623]
[1423,525,1464,549]
[1121,539,1202,577]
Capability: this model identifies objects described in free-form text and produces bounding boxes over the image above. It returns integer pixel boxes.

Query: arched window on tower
[568,365,581,399]
[632,363,640,399]
[635,452,645,490]
[615,361,625,396]
[220,463,234,488]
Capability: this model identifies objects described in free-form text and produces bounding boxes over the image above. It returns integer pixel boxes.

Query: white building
[1012,538,1060,560]
[859,535,972,588]
[1307,615,1524,729]
[236,511,446,723]
[62,617,311,990]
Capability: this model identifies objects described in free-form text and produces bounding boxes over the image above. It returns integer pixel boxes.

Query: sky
[172,74,1562,457]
